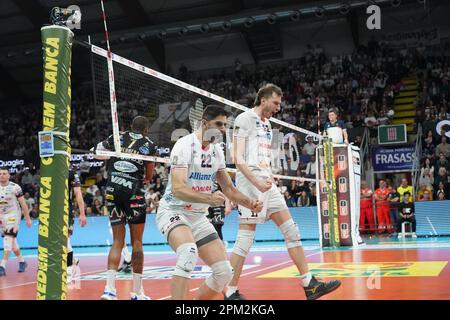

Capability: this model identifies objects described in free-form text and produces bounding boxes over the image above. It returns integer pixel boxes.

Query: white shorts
[0,212,20,237]
[236,173,288,224]
[156,204,219,247]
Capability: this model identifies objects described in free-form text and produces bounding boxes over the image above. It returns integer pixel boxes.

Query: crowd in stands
[184,40,413,135]
[2,38,450,222]
[417,41,450,201]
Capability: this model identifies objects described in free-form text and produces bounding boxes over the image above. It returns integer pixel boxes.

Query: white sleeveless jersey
[0,182,23,216]
[160,133,226,213]
[326,127,344,144]
[234,108,273,176]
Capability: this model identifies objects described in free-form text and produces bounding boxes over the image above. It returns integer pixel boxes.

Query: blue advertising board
[372,144,415,172]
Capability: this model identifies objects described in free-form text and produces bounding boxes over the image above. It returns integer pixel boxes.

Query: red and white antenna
[100,0,121,155]
[316,96,321,135]
[100,0,112,57]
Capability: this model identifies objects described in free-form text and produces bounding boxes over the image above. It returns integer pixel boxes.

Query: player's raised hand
[255,178,272,193]
[209,191,226,207]
[249,199,263,213]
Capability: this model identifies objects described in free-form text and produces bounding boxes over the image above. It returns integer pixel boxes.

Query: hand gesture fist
[209,191,226,207]
[249,199,263,213]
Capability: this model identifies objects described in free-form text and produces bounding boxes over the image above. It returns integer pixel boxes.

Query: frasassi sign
[371,144,416,172]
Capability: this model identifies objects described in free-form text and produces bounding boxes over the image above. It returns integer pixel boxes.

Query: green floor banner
[37,26,73,300]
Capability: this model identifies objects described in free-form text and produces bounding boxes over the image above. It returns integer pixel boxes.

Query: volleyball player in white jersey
[0,167,32,276]
[226,84,341,300]
[157,105,263,300]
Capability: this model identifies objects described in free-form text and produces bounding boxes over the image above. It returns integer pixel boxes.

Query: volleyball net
[90,44,323,186]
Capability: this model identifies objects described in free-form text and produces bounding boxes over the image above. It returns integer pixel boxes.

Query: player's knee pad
[3,236,14,251]
[232,229,255,257]
[279,219,302,249]
[205,260,234,292]
[173,243,198,279]
[67,237,73,252]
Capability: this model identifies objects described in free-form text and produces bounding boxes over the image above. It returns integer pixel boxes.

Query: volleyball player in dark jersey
[206,182,232,246]
[94,116,155,300]
[67,169,86,284]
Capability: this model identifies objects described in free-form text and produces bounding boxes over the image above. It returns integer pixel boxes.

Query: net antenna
[95,1,170,164]
[100,0,121,156]
[316,97,321,135]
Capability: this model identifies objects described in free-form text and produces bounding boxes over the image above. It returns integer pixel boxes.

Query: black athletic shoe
[304,276,341,300]
[224,290,246,300]
[119,261,132,273]
[18,261,27,273]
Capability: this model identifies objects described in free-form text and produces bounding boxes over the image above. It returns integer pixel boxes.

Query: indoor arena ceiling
[0,0,445,103]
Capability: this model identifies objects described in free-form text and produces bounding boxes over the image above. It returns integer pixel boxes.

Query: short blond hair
[254,83,282,106]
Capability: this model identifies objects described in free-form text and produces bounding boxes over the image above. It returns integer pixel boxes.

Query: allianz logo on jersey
[189,172,214,181]
[111,176,133,189]
[114,161,138,173]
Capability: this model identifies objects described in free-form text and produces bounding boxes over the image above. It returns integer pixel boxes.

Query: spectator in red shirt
[374,180,392,232]
[359,181,374,231]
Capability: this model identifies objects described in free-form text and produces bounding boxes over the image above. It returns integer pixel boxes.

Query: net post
[37,25,73,300]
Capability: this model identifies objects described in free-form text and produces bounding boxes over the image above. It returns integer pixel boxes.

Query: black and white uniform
[97,131,155,226]
[68,171,81,236]
[156,133,225,246]
[206,182,225,240]
[0,182,23,237]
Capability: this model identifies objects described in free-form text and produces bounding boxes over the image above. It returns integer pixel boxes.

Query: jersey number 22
[201,154,212,168]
